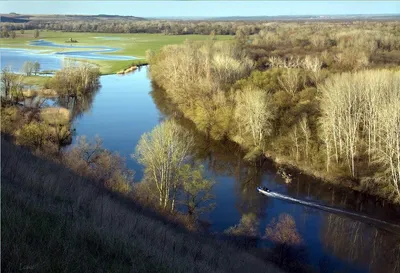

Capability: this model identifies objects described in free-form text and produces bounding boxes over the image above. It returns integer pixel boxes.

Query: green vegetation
[134,119,215,224]
[1,66,23,100]
[264,214,304,268]
[149,20,400,202]
[49,62,100,97]
[1,136,282,273]
[11,106,72,151]
[1,63,101,152]
[21,75,51,86]
[64,136,133,193]
[225,213,260,237]
[149,40,252,141]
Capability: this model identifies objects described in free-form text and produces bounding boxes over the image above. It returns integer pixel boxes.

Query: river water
[2,45,400,273]
[68,69,400,273]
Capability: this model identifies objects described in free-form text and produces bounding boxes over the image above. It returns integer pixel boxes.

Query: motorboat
[257,186,271,194]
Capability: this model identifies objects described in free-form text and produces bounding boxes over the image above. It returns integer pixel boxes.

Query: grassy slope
[1,30,233,74]
[1,137,282,273]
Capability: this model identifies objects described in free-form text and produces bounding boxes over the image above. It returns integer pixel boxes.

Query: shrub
[15,121,48,149]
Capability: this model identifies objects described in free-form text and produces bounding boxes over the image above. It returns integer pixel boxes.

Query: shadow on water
[321,213,400,273]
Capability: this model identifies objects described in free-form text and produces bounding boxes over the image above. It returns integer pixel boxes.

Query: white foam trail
[261,191,400,230]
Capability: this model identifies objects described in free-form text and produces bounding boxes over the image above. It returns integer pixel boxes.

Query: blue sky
[1,1,399,17]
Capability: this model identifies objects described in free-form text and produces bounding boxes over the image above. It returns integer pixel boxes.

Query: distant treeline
[1,20,261,35]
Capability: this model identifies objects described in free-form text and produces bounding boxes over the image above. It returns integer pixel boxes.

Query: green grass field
[21,75,51,86]
[1,30,233,74]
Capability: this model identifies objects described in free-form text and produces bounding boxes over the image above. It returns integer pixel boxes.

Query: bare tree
[63,136,133,193]
[225,213,260,237]
[33,61,40,75]
[1,66,17,98]
[134,119,193,211]
[22,61,34,76]
[373,100,400,200]
[234,87,274,151]
[289,125,300,161]
[268,56,302,69]
[299,114,311,161]
[264,213,303,267]
[302,55,323,84]
[319,69,400,194]
[278,69,301,96]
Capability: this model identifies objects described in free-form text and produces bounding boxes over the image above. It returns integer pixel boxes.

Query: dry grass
[21,89,37,98]
[38,88,58,97]
[40,107,70,125]
[1,137,282,273]
[22,88,59,99]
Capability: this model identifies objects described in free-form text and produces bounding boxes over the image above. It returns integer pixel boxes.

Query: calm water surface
[3,49,400,273]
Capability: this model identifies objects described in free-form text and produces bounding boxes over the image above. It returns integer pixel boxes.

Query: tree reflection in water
[150,78,400,273]
[56,84,100,122]
[322,213,400,273]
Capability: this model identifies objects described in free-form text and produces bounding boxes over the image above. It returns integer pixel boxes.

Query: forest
[148,20,400,202]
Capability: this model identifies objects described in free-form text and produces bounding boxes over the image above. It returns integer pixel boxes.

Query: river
[69,69,400,273]
[2,45,400,273]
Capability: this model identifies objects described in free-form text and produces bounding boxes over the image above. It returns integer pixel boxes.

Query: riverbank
[262,150,398,205]
[153,80,400,206]
[116,61,148,74]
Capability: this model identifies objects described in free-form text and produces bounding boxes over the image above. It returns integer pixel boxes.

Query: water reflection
[234,161,269,218]
[322,213,400,273]
[56,85,100,121]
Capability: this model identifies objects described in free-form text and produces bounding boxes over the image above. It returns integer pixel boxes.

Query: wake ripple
[261,191,400,231]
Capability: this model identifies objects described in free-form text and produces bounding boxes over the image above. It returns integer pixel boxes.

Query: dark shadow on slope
[1,136,283,273]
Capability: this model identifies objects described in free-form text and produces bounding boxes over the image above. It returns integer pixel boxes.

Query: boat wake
[261,191,400,231]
